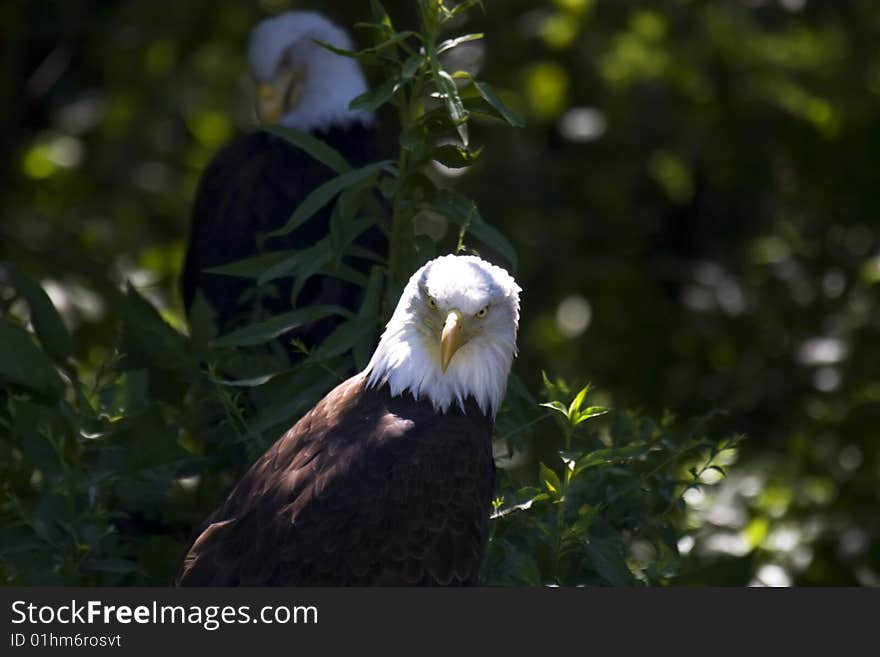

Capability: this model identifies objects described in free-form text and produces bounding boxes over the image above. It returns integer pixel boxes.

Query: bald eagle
[181,11,386,343]
[175,255,521,586]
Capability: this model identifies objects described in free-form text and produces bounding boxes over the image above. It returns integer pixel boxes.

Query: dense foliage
[2,0,877,586]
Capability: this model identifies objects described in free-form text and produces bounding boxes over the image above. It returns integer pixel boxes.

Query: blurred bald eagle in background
[181,11,386,347]
[175,255,521,586]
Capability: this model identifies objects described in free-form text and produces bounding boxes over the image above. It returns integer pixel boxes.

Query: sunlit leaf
[540,400,569,417]
[539,462,562,497]
[437,33,484,54]
[435,70,469,146]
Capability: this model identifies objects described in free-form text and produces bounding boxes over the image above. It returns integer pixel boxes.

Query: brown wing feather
[175,375,495,586]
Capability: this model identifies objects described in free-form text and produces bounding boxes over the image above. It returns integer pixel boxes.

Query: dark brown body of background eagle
[180,123,385,343]
[174,375,495,586]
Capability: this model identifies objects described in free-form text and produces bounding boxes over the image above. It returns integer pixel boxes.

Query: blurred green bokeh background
[2,0,879,586]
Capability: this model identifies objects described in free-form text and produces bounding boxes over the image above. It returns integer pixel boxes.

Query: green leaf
[357,266,384,321]
[289,247,337,302]
[358,31,417,55]
[118,285,193,373]
[574,406,610,425]
[317,31,418,60]
[264,160,393,241]
[584,538,636,586]
[353,266,385,368]
[401,52,422,80]
[346,244,387,265]
[312,317,375,360]
[465,214,519,270]
[539,462,562,497]
[211,305,354,348]
[3,264,72,362]
[316,261,370,289]
[370,0,393,28]
[262,125,350,173]
[435,70,469,146]
[258,241,333,286]
[539,400,568,417]
[568,384,590,419]
[432,144,483,168]
[437,33,484,54]
[558,450,581,472]
[209,372,286,387]
[204,251,293,279]
[471,79,525,128]
[0,320,63,396]
[311,40,358,58]
[447,0,485,19]
[428,190,518,269]
[574,444,649,475]
[350,78,401,113]
[399,126,422,152]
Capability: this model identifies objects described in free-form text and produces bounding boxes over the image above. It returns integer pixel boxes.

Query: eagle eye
[475,306,489,319]
[426,295,438,310]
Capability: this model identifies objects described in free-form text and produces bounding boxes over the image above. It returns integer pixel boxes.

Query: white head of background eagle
[248,11,373,131]
[365,255,521,418]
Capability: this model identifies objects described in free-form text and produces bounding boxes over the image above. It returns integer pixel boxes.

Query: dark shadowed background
[2,0,879,586]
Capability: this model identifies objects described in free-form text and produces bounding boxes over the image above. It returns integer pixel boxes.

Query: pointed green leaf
[584,538,636,586]
[568,384,590,419]
[428,190,518,269]
[539,401,568,417]
[401,52,422,79]
[370,0,393,28]
[262,125,350,173]
[312,317,375,360]
[311,39,358,58]
[435,70,469,146]
[204,251,293,279]
[257,241,332,286]
[574,443,649,475]
[539,462,562,497]
[574,406,610,425]
[437,33,484,54]
[0,319,63,396]
[350,78,401,113]
[447,0,485,18]
[3,264,72,361]
[264,160,393,241]
[210,372,286,387]
[470,79,525,128]
[211,305,354,348]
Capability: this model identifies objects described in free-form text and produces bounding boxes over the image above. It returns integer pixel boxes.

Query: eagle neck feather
[363,321,511,419]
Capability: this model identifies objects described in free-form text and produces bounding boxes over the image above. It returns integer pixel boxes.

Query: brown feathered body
[175,374,495,586]
[180,124,386,342]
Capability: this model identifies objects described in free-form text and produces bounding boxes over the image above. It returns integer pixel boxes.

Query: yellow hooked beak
[255,67,305,124]
[440,310,466,373]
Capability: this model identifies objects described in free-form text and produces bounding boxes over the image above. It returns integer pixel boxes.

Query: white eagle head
[248,11,372,131]
[365,254,521,418]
